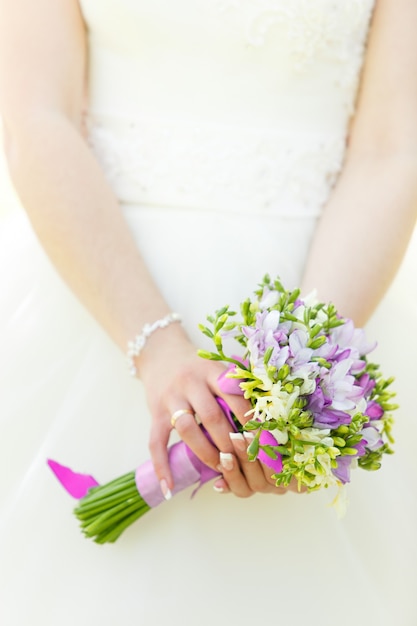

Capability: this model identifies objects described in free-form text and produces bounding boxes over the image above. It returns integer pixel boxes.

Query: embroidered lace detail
[87,115,345,217]
[217,0,374,112]
[217,0,374,58]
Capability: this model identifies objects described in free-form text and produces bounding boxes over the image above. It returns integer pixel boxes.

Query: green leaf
[197,350,223,361]
[259,445,278,460]
[247,436,260,460]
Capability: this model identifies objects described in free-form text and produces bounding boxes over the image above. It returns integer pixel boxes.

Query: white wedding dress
[0,2,416,625]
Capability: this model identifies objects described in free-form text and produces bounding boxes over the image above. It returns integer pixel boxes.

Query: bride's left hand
[213,433,305,496]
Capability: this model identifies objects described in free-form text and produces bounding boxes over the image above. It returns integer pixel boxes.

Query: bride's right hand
[137,323,251,499]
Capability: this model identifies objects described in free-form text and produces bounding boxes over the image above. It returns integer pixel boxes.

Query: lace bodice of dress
[80,0,375,215]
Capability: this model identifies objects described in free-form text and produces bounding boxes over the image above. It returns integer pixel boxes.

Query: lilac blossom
[354,439,367,458]
[330,320,377,359]
[320,359,365,411]
[306,385,352,428]
[365,401,384,420]
[287,329,320,389]
[357,373,376,398]
[332,456,352,484]
[361,426,384,451]
[314,340,339,361]
[243,310,289,371]
[288,329,313,368]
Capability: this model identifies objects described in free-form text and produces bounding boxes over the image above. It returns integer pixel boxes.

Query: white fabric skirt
[0,208,416,626]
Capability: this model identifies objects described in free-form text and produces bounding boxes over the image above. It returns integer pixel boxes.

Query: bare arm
[301,0,417,326]
[0,0,255,496]
[0,0,171,348]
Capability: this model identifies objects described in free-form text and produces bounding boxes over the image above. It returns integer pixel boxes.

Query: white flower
[297,427,334,448]
[250,382,299,424]
[259,288,280,310]
[294,444,316,465]
[288,366,316,395]
[294,445,338,488]
[271,428,289,445]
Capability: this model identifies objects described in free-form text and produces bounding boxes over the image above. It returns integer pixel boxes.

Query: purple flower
[332,456,352,484]
[314,408,352,429]
[243,310,289,371]
[305,385,326,414]
[334,348,352,363]
[315,341,339,361]
[354,439,367,458]
[288,329,313,366]
[287,329,320,383]
[320,359,365,411]
[332,348,366,375]
[306,385,352,428]
[365,401,384,420]
[361,426,384,451]
[330,320,377,359]
[357,373,376,398]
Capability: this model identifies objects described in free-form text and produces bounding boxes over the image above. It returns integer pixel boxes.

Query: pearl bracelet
[127,312,182,377]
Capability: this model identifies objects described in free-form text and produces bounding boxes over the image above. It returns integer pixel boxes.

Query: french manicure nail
[243,431,255,442]
[229,432,246,451]
[229,432,245,441]
[220,452,234,471]
[160,478,172,501]
[213,483,225,493]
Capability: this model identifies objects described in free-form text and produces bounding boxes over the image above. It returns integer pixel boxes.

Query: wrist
[126,312,183,377]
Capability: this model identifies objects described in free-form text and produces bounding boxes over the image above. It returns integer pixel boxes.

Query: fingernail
[243,431,255,443]
[219,452,234,471]
[213,483,225,493]
[229,432,246,451]
[160,479,172,501]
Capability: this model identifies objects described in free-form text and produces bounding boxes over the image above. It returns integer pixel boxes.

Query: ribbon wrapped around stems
[48,375,250,543]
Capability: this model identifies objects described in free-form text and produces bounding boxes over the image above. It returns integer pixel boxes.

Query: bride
[0,1,416,624]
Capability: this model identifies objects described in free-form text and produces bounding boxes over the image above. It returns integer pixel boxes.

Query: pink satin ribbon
[47,459,99,498]
[48,363,282,508]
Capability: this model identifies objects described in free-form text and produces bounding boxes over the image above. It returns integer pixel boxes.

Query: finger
[218,451,254,498]
[148,415,174,497]
[209,371,253,427]
[171,406,221,472]
[229,433,286,494]
[222,394,253,427]
[170,407,195,430]
[212,477,230,494]
[188,389,235,455]
[229,433,268,490]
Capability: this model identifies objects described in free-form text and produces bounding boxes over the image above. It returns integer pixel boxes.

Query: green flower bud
[308,335,327,349]
[340,448,358,456]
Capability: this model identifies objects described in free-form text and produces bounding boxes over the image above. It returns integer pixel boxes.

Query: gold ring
[170,408,195,428]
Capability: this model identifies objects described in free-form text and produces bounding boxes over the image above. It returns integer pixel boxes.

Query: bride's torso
[79,0,375,215]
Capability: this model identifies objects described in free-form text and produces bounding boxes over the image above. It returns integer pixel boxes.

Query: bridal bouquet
[49,276,396,543]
